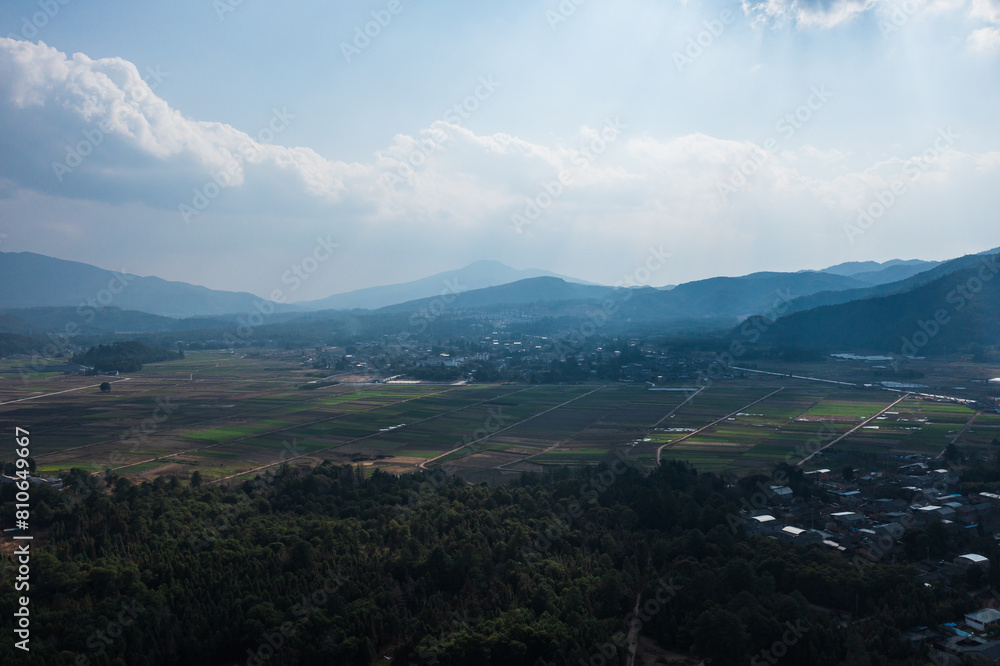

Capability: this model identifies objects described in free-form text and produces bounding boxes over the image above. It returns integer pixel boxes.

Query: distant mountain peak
[296,261,591,311]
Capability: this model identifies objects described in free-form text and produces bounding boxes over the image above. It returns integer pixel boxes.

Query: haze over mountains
[1,248,998,355]
[753,251,1000,354]
[0,250,946,318]
[298,260,591,311]
[0,253,588,318]
[0,252,275,319]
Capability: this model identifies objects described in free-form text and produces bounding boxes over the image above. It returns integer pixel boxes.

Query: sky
[0,0,998,302]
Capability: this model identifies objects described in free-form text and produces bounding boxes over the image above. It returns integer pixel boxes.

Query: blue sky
[1,0,998,300]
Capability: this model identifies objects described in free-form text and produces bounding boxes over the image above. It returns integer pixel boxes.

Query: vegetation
[755,257,1000,353]
[0,331,46,356]
[0,461,969,665]
[71,341,182,372]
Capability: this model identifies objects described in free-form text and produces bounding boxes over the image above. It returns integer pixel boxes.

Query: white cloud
[968,25,1000,50]
[970,0,1000,22]
[0,38,362,206]
[742,0,877,28]
[1,38,999,292]
[744,0,1000,46]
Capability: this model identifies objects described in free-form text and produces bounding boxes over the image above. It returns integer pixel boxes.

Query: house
[931,634,1000,665]
[936,506,958,521]
[955,505,979,525]
[954,554,990,571]
[973,502,994,519]
[965,608,1000,633]
[829,489,863,506]
[770,485,793,501]
[779,526,822,545]
[874,522,905,541]
[746,515,781,537]
[872,498,908,513]
[830,511,865,529]
[915,505,947,525]
[804,468,832,480]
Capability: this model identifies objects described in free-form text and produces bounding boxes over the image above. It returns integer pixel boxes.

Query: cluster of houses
[739,458,1000,663]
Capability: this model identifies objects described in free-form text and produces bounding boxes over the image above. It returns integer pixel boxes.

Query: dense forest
[0,460,979,665]
[71,342,182,372]
[0,331,43,357]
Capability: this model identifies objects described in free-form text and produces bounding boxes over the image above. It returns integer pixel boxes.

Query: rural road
[0,377,131,407]
[796,393,911,466]
[420,385,610,470]
[656,387,784,465]
[207,386,537,485]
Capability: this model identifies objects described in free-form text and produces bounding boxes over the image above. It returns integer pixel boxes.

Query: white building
[746,515,780,537]
[965,608,1000,633]
[955,553,990,571]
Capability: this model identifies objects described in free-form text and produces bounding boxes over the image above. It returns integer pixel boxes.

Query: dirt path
[0,378,132,406]
[420,385,609,470]
[940,409,981,458]
[656,387,784,465]
[626,587,642,666]
[796,393,910,467]
[209,386,537,484]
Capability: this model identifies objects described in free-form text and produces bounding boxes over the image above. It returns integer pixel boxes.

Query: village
[739,456,1000,664]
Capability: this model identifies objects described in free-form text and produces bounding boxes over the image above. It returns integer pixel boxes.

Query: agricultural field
[1,350,995,485]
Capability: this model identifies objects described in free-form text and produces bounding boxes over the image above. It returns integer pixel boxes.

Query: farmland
[1,350,996,485]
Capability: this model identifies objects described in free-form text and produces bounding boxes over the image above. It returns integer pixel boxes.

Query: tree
[944,442,960,463]
[99,382,111,393]
[191,471,202,488]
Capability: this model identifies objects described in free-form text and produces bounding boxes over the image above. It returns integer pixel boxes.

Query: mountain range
[750,251,1000,354]
[297,260,590,311]
[1,248,998,354]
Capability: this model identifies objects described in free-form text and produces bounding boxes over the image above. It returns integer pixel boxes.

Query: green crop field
[3,350,995,484]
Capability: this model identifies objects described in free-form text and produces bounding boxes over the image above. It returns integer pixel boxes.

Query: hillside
[820,258,937,277]
[0,307,230,335]
[753,253,1000,353]
[0,252,287,318]
[617,270,867,323]
[376,276,615,313]
[784,249,1000,315]
[374,271,870,326]
[298,260,590,311]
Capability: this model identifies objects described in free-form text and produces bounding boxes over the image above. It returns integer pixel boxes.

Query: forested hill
[750,254,1000,353]
[0,462,972,665]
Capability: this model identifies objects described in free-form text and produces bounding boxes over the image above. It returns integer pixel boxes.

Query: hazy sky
[1,0,998,301]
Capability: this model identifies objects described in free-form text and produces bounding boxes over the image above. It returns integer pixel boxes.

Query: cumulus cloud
[968,25,1000,50]
[1,38,999,291]
[0,38,363,209]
